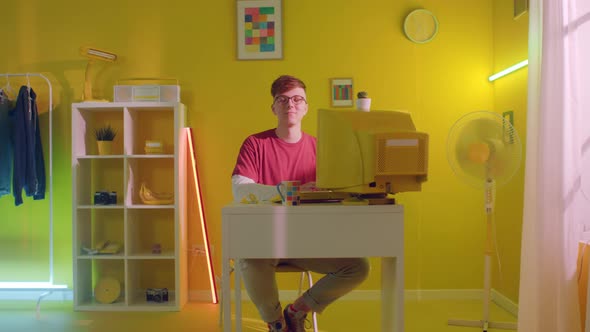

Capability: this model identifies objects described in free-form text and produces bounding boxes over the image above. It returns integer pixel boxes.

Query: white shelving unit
[71,102,187,311]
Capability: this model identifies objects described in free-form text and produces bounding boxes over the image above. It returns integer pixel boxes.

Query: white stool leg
[298,272,305,296]
[304,271,318,332]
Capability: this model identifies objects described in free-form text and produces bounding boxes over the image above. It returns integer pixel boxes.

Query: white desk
[221,203,404,332]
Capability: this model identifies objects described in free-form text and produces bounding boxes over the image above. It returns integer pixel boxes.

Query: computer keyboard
[299,191,351,203]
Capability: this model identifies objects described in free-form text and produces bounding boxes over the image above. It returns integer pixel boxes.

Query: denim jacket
[11,86,45,205]
[0,90,12,197]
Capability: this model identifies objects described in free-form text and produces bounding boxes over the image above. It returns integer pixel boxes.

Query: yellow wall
[0,0,526,301]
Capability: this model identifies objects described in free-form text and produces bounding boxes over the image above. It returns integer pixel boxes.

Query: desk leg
[235,265,242,332]
[222,259,231,332]
[382,257,403,332]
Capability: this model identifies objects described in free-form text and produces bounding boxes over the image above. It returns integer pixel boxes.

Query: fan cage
[447,111,522,189]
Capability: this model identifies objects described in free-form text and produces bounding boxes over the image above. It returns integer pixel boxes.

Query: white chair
[219,262,319,332]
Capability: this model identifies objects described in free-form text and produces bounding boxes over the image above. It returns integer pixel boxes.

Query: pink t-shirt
[232,129,316,185]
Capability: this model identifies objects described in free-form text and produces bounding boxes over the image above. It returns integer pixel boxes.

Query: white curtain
[519,0,590,331]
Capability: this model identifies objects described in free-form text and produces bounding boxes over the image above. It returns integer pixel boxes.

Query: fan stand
[448,178,517,332]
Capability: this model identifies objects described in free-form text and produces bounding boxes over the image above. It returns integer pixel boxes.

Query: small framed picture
[513,0,528,19]
[330,78,354,107]
[236,0,283,60]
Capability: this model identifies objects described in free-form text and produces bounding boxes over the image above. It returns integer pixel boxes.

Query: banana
[140,183,174,204]
[141,183,174,199]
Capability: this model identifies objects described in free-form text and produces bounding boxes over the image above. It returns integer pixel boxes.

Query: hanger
[1,75,14,100]
[26,73,32,111]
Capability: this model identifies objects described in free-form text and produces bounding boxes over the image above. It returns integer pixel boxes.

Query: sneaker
[283,304,310,332]
[268,318,288,332]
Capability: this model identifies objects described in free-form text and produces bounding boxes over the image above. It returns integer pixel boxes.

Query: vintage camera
[151,243,162,254]
[94,191,117,205]
[146,288,169,303]
[108,191,117,204]
[94,191,109,205]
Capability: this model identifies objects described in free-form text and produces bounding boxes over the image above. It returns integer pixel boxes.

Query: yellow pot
[97,140,113,155]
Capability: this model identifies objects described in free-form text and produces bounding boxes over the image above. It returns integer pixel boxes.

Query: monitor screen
[316,109,428,194]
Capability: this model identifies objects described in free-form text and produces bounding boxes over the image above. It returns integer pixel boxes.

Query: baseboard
[218,288,518,317]
[222,288,493,302]
[189,290,216,302]
[337,289,484,302]
[405,289,483,301]
[0,289,73,301]
[491,288,519,317]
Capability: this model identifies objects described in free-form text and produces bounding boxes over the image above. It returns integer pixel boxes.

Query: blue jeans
[238,257,370,322]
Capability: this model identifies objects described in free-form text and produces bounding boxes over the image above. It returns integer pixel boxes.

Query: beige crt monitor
[316,109,429,194]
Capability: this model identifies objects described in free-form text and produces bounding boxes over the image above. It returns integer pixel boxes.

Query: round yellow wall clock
[403,9,439,44]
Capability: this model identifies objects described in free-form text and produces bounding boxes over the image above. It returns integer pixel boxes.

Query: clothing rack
[0,73,66,317]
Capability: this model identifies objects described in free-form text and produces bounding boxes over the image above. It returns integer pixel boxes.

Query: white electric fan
[446,111,522,331]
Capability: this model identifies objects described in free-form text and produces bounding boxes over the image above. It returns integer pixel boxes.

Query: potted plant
[356,91,371,112]
[95,124,117,155]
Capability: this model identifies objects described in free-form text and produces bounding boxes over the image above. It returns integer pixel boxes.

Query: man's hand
[301,182,318,191]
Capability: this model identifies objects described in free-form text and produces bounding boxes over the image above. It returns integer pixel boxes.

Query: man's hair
[270,75,306,97]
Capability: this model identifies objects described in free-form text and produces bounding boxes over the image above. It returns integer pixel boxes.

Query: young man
[232,75,370,332]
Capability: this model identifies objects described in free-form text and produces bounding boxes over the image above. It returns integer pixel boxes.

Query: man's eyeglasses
[274,95,307,105]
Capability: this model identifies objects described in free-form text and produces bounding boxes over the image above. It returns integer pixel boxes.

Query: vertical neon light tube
[185,128,218,304]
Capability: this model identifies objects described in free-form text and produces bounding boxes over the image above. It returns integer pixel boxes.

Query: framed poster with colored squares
[330,78,354,107]
[236,0,283,60]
